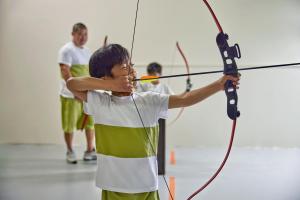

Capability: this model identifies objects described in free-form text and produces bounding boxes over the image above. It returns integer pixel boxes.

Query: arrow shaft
[134,62,300,81]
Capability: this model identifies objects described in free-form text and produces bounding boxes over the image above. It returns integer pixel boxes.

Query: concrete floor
[0,144,299,200]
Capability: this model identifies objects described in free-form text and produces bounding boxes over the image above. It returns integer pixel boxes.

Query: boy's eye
[121,63,134,69]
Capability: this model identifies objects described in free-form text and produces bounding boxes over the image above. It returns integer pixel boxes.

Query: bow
[103,35,108,47]
[187,0,241,199]
[129,0,241,199]
[128,0,300,199]
[203,0,241,120]
[176,42,193,93]
[168,41,192,126]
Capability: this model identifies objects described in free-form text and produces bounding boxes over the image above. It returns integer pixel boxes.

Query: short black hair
[89,44,129,78]
[147,62,162,74]
[72,23,87,33]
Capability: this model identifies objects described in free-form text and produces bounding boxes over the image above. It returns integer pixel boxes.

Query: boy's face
[148,72,161,77]
[72,29,88,47]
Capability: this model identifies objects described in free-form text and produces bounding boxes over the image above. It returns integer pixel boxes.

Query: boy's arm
[168,75,239,109]
[67,76,133,102]
[59,64,72,81]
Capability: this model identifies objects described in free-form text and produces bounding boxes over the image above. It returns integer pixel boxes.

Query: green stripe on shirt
[70,64,89,77]
[95,124,159,158]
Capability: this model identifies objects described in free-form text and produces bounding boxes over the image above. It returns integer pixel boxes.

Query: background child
[58,23,96,164]
[137,62,173,95]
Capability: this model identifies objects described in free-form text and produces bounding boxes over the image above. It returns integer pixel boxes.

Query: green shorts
[60,96,94,133]
[101,190,160,200]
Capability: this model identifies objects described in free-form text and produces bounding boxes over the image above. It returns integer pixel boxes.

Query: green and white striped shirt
[85,91,169,193]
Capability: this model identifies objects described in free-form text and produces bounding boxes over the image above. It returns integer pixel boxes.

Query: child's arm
[168,75,239,109]
[59,64,72,81]
[67,76,133,102]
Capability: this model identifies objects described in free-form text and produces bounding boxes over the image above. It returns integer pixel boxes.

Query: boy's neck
[72,40,83,48]
[112,91,132,97]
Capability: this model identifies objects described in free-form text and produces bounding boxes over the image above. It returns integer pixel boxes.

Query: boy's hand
[129,68,137,89]
[109,76,134,92]
[217,74,240,90]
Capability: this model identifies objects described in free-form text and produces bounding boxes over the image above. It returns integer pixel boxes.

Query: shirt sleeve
[84,90,109,116]
[58,47,72,66]
[149,92,169,119]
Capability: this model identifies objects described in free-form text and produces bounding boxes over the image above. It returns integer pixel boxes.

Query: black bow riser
[216,32,241,120]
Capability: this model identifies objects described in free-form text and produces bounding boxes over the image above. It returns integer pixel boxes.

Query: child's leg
[76,105,96,160]
[82,128,96,161]
[77,104,95,152]
[61,96,81,164]
[64,132,74,152]
[61,96,78,151]
[85,128,95,152]
[101,190,160,200]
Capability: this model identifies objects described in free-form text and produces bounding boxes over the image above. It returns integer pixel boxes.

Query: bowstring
[129,0,174,199]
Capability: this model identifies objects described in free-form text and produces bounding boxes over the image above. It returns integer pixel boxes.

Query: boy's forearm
[184,81,220,106]
[67,77,110,92]
[170,81,221,108]
[169,75,239,109]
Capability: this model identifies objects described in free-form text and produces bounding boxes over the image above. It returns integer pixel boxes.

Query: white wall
[0,0,300,147]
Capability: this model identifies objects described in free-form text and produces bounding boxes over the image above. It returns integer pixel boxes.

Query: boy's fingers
[226,75,239,81]
[128,76,134,82]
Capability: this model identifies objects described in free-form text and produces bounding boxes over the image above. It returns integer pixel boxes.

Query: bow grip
[216,32,241,120]
[186,78,192,92]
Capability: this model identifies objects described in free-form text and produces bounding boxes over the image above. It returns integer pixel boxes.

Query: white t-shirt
[58,42,91,98]
[84,91,169,193]
[137,82,174,95]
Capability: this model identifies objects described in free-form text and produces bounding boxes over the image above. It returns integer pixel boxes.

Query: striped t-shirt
[58,42,91,98]
[84,91,169,193]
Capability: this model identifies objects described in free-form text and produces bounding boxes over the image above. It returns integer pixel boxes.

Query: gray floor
[0,144,299,200]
